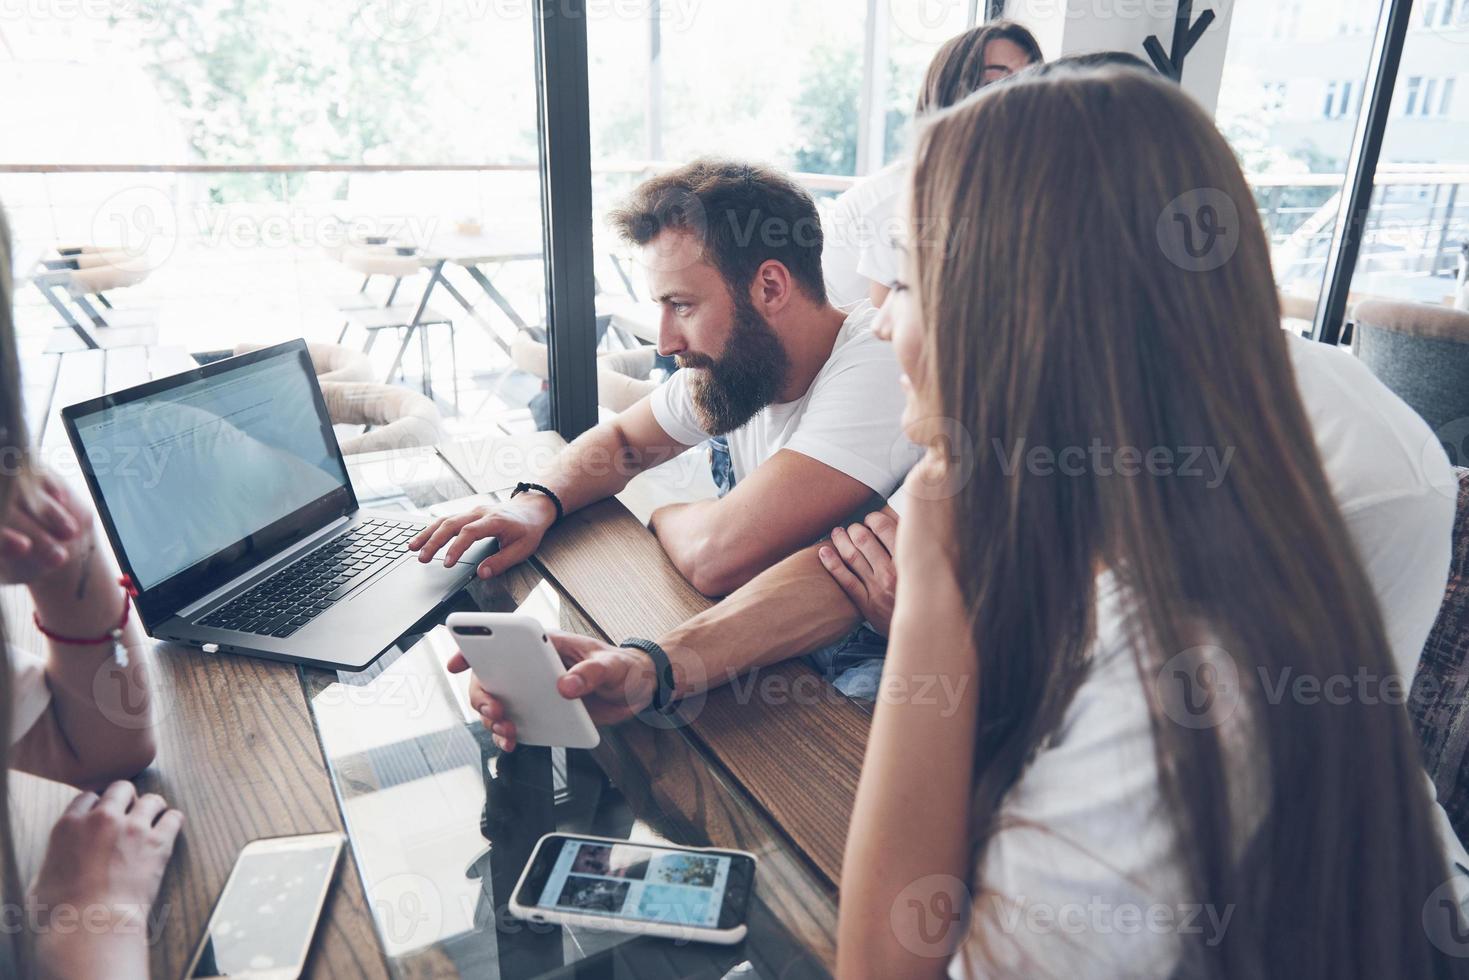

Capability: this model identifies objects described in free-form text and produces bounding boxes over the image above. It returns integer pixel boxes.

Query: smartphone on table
[509,833,756,945]
[184,832,345,979]
[447,612,600,749]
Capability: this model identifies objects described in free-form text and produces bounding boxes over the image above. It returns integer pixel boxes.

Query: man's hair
[916,19,1044,115]
[1038,50,1154,74]
[608,158,828,305]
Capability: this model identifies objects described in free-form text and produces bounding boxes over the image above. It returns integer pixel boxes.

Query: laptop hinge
[176,515,354,620]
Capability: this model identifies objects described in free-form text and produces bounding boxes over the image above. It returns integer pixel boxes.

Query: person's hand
[446,630,658,752]
[408,494,558,579]
[0,465,93,587]
[890,452,964,630]
[29,782,183,930]
[819,508,900,636]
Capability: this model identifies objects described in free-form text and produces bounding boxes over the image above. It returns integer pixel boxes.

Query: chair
[232,341,373,385]
[1411,467,1469,844]
[319,382,445,455]
[509,333,658,414]
[1352,300,1469,435]
[334,246,458,407]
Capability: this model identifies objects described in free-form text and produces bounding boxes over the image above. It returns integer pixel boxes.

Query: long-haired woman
[837,66,1469,979]
[822,19,1044,312]
[0,208,183,978]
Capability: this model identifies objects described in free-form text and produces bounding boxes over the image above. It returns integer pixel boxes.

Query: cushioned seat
[233,341,373,385]
[1353,300,1469,435]
[320,381,444,455]
[1411,467,1469,843]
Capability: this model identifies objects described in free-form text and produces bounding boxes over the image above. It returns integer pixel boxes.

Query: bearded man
[413,158,918,598]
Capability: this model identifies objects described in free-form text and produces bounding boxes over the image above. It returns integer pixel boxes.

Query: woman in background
[821,19,1043,311]
[837,67,1469,979]
[0,208,182,979]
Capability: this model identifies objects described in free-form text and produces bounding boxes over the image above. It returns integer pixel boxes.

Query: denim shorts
[707,434,736,498]
[804,625,889,702]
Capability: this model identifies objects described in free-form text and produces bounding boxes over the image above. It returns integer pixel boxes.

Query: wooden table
[8,356,871,977]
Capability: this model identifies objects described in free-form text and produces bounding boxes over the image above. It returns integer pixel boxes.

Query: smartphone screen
[190,836,342,977]
[518,836,753,930]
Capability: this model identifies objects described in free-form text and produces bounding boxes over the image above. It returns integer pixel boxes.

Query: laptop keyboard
[198,519,420,639]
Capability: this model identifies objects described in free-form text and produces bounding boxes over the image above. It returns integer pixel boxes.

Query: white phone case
[506,832,753,946]
[447,612,600,749]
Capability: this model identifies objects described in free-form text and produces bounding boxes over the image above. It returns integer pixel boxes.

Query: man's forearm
[658,544,863,699]
[536,400,684,516]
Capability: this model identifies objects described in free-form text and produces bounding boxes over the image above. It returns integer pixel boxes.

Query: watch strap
[620,636,677,714]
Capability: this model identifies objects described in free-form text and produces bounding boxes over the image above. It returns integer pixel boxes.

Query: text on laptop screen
[70,349,349,590]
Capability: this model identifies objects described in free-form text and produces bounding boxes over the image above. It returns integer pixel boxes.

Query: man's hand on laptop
[445,630,657,752]
[409,494,558,578]
[0,464,94,587]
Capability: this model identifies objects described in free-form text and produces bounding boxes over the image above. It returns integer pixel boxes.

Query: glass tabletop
[300,563,832,980]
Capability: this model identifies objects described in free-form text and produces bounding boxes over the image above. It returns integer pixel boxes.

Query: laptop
[61,339,496,671]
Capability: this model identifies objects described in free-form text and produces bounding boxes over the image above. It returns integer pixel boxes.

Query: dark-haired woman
[822,19,1044,312]
[837,66,1469,979]
[0,210,182,979]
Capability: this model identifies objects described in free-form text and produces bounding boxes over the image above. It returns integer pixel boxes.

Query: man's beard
[679,297,790,436]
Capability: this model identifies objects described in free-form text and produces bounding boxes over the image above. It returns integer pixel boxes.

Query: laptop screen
[68,344,351,592]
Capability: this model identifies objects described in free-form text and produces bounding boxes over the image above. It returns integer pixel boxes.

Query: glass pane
[304,564,829,978]
[1340,15,1468,311]
[1215,0,1382,329]
[0,2,553,444]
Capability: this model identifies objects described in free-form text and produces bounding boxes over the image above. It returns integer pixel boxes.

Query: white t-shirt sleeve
[8,645,51,745]
[783,334,923,497]
[647,369,713,449]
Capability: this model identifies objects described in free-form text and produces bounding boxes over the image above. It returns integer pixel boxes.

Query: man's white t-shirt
[650,304,921,496]
[822,162,910,310]
[884,335,1466,977]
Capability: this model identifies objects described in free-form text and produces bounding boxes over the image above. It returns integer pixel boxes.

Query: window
[0,2,564,439]
[1340,31,1468,313]
[1217,1,1380,324]
[1405,76,1423,116]
[1323,80,1359,118]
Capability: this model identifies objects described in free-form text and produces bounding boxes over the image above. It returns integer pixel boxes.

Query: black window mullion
[1310,0,1414,346]
[533,0,599,440]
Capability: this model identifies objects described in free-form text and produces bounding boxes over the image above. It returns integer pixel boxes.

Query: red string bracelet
[32,576,134,666]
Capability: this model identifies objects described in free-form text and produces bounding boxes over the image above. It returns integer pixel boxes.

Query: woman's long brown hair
[909,67,1465,977]
[915,19,1043,115]
[0,207,27,975]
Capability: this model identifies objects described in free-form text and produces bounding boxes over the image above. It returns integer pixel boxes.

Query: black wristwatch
[620,637,677,714]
